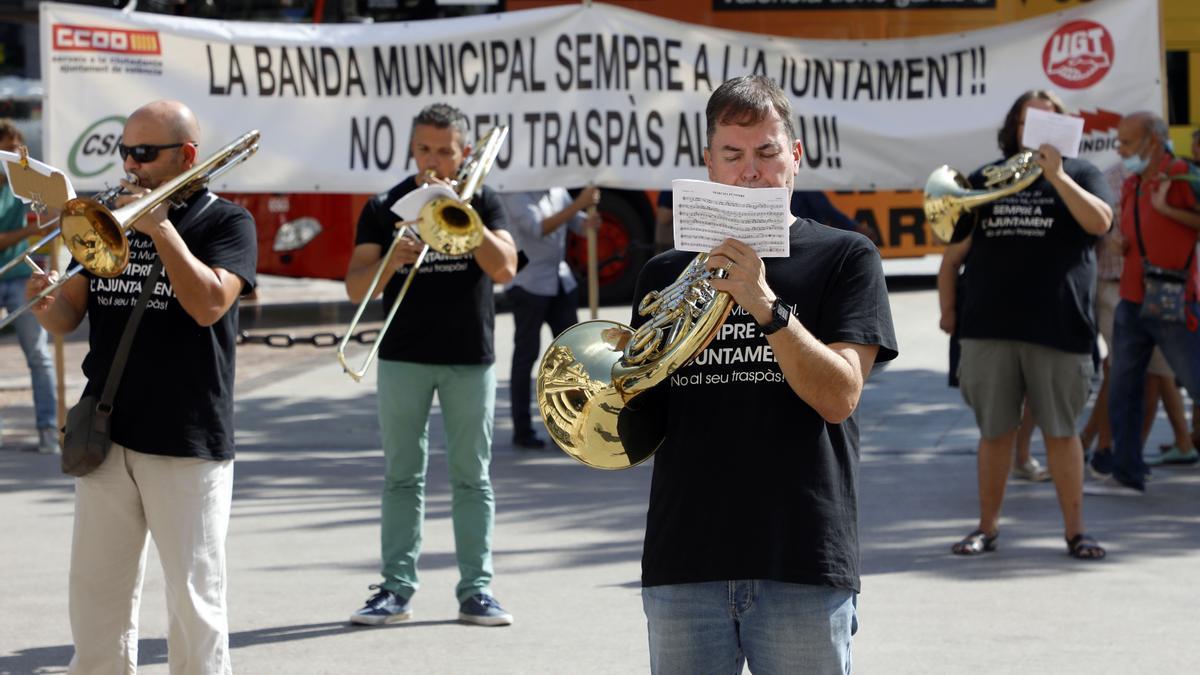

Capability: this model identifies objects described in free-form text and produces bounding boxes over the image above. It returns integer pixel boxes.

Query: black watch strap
[757,298,790,336]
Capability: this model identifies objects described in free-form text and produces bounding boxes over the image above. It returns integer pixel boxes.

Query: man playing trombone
[26,100,258,674]
[344,102,518,627]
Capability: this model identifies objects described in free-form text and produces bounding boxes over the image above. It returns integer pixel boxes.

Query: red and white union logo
[1043,20,1114,90]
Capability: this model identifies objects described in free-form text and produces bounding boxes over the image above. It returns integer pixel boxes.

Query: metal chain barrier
[237,329,380,348]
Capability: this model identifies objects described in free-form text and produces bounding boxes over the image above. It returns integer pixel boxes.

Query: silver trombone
[0,130,260,331]
[337,125,509,381]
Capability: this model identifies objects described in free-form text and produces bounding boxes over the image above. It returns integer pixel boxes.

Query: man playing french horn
[344,102,518,627]
[946,90,1112,560]
[633,76,898,673]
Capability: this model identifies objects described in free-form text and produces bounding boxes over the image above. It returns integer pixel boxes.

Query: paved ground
[1,275,1198,674]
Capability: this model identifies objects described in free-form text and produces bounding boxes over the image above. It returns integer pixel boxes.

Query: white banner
[41,0,1158,194]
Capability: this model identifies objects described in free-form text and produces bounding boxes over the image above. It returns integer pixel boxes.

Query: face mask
[1122,153,1149,174]
[1121,138,1152,174]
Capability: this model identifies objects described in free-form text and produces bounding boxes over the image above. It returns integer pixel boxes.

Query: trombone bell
[417,196,484,255]
[60,198,130,278]
[0,130,260,332]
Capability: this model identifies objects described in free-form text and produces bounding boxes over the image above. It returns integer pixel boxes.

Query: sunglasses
[117,142,186,163]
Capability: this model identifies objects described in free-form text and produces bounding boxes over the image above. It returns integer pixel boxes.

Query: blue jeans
[1108,299,1200,488]
[642,580,856,675]
[376,360,496,603]
[509,284,577,437]
[1,277,57,430]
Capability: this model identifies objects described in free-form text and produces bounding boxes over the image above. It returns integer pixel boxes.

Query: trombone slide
[336,224,428,381]
[0,265,86,331]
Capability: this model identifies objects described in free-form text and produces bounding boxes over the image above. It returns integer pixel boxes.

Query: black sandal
[951,529,998,555]
[1066,533,1106,560]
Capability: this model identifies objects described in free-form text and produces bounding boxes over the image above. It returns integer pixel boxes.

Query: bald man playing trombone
[27,100,257,675]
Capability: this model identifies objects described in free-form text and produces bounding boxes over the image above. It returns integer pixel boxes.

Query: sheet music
[671,179,790,257]
[0,150,77,209]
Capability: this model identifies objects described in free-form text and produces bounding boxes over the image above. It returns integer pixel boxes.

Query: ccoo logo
[68,116,127,178]
[53,24,161,55]
[1043,20,1114,90]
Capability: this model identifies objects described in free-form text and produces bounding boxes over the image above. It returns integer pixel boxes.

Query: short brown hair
[706,76,796,148]
[997,90,1066,157]
[0,118,23,143]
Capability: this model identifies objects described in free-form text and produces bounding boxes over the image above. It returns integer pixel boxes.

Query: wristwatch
[757,298,790,336]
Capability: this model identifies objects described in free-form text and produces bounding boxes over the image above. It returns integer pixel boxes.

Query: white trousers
[68,443,234,675]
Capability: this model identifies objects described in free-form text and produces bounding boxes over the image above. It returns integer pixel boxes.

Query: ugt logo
[1043,20,1114,90]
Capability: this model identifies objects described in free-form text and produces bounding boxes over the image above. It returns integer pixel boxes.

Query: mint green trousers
[376,360,495,603]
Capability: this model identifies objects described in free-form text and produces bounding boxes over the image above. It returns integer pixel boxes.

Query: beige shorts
[958,339,1094,439]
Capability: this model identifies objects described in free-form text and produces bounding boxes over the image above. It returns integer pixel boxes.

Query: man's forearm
[147,221,236,326]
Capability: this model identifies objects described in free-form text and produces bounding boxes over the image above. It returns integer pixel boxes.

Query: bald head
[1118,111,1169,145]
[121,100,201,188]
[127,100,200,145]
[1116,110,1173,166]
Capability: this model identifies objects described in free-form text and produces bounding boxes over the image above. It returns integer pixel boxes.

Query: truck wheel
[567,190,653,305]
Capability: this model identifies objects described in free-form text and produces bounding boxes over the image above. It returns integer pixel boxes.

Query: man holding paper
[947,90,1112,559]
[632,76,897,673]
[343,102,518,627]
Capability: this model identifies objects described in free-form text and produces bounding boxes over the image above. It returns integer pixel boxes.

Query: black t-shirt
[631,219,898,592]
[955,157,1112,354]
[354,176,507,364]
[81,190,257,461]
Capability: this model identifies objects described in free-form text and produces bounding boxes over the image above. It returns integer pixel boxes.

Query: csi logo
[1042,20,1114,90]
[68,116,127,179]
[53,24,161,55]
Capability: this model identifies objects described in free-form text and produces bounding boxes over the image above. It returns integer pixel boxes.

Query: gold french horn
[535,254,732,469]
[923,151,1043,243]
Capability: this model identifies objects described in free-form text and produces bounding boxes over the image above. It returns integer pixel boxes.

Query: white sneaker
[1084,476,1145,496]
[1011,458,1051,482]
[38,428,61,455]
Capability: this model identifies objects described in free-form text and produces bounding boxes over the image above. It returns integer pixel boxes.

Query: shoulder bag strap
[1133,176,1148,263]
[97,260,161,412]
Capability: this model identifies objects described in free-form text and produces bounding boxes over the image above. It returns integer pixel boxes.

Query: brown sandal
[952,530,998,555]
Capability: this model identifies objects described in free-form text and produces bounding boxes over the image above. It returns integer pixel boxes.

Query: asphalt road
[1,275,1198,674]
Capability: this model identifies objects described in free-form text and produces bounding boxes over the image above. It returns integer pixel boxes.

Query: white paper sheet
[1020,107,1084,158]
[389,183,457,223]
[671,179,790,257]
